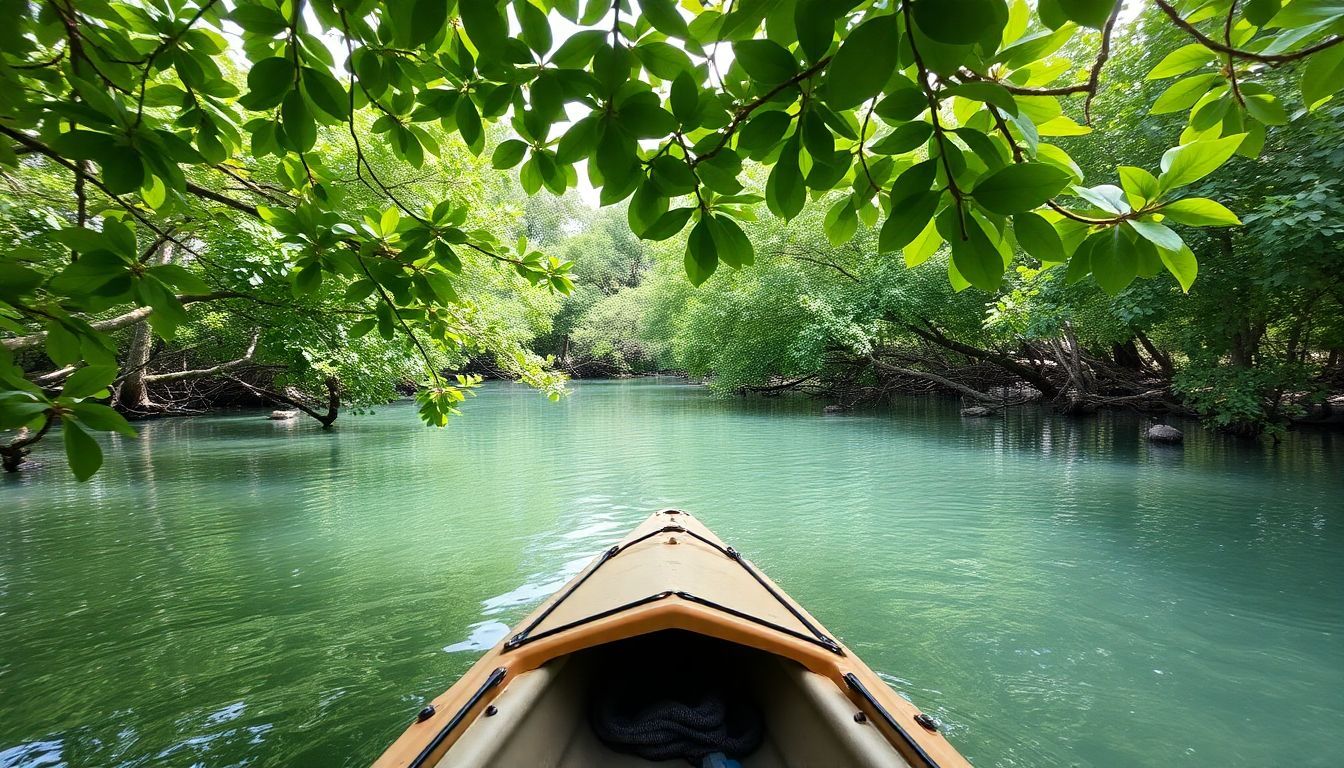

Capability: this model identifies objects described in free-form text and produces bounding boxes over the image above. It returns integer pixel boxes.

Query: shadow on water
[2,378,1341,768]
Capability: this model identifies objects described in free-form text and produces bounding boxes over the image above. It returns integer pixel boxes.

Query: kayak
[373,510,972,768]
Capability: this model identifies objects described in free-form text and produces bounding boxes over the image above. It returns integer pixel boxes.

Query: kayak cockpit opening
[437,630,915,768]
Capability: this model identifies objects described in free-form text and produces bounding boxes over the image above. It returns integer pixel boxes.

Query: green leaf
[1145,44,1216,79]
[643,207,695,241]
[618,100,677,138]
[557,114,600,163]
[301,67,348,119]
[709,214,754,268]
[1160,197,1241,226]
[457,97,484,154]
[670,71,700,124]
[635,41,694,80]
[551,29,606,67]
[823,14,900,110]
[870,121,933,155]
[409,0,450,47]
[60,365,117,399]
[50,250,132,297]
[50,226,111,254]
[292,262,322,296]
[649,155,697,195]
[231,4,289,34]
[733,40,798,83]
[643,0,691,38]
[823,198,859,246]
[1117,166,1159,210]
[944,81,1019,115]
[912,0,1004,45]
[1128,219,1184,252]
[738,110,792,155]
[1158,242,1198,292]
[1054,0,1117,28]
[879,190,940,252]
[765,136,805,220]
[1089,227,1137,294]
[1013,211,1064,263]
[971,162,1071,214]
[98,148,145,195]
[795,0,839,62]
[996,23,1076,68]
[1244,93,1288,125]
[516,0,552,54]
[49,129,117,160]
[684,217,718,286]
[45,322,82,367]
[69,402,137,437]
[1150,74,1220,115]
[492,139,528,169]
[349,317,377,338]
[242,57,295,111]
[876,82,929,123]
[0,394,49,430]
[1301,42,1344,108]
[1071,183,1129,214]
[1158,134,1245,191]
[460,0,508,56]
[904,218,942,267]
[62,418,103,481]
[947,212,1007,291]
[1244,0,1281,25]
[281,91,316,152]
[1271,0,1344,27]
[628,181,669,238]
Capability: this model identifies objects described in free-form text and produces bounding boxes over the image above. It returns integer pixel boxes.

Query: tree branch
[142,329,260,383]
[3,291,244,351]
[1154,0,1344,63]
[691,56,832,167]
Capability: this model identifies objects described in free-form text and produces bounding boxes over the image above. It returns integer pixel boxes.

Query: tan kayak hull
[373,510,972,768]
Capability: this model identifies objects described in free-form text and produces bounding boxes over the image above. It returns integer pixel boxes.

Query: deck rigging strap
[503,517,842,654]
[407,667,507,768]
[843,673,943,768]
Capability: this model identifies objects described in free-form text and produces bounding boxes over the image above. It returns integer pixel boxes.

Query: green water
[2,379,1341,767]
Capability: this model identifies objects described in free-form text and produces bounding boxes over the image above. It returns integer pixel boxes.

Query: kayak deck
[373,510,971,768]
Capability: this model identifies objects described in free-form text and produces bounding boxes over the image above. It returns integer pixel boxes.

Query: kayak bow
[373,509,972,768]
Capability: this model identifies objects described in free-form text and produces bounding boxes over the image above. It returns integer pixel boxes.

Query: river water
[2,379,1341,767]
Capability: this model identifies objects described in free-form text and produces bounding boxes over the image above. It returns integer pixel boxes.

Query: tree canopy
[3,0,1344,477]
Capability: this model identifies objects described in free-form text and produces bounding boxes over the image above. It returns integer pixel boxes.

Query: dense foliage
[3,0,1344,477]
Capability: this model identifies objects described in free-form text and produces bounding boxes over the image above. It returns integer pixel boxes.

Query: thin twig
[1083,1,1122,125]
[902,3,966,240]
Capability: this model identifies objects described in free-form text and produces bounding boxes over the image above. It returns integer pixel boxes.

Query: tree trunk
[117,321,158,410]
[1134,329,1174,379]
[116,242,175,411]
[1112,339,1143,371]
